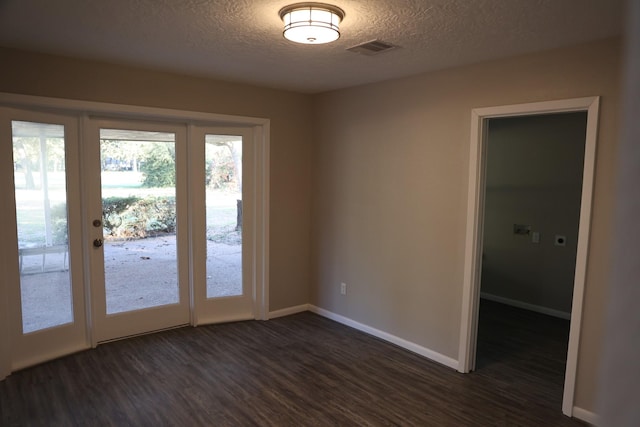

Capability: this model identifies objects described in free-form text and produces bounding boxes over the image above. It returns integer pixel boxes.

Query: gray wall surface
[481,113,587,314]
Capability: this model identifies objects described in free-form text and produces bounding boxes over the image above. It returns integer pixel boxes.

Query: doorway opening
[476,112,587,412]
[458,97,599,418]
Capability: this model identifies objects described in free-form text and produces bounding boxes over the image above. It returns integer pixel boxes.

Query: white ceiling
[0,0,625,94]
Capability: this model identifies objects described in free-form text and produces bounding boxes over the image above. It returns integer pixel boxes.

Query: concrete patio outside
[18,234,241,333]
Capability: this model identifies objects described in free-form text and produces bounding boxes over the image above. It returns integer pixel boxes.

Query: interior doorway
[458,97,600,417]
[475,112,587,411]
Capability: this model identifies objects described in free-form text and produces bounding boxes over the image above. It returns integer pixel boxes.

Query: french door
[2,102,264,373]
[84,119,190,342]
[1,107,87,370]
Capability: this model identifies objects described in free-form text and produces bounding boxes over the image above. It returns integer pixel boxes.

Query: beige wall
[482,113,587,314]
[312,38,621,412]
[0,47,314,312]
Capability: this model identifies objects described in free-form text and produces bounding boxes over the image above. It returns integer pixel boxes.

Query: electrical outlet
[340,282,347,295]
[531,231,540,244]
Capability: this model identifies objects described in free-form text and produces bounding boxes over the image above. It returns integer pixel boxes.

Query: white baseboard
[308,305,458,370]
[572,406,599,425]
[480,292,571,320]
[268,304,310,319]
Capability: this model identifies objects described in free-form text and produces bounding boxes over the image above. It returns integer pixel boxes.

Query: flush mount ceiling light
[279,2,345,44]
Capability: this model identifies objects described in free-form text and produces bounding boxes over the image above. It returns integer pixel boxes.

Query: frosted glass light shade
[279,3,345,44]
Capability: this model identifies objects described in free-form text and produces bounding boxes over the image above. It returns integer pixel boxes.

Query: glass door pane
[205,135,242,299]
[12,121,72,333]
[100,129,179,314]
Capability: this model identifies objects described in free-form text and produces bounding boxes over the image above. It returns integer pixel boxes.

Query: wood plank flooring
[1,306,585,426]
[475,299,580,425]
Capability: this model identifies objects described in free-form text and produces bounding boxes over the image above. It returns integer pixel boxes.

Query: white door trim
[457,96,600,417]
[0,92,268,127]
[253,122,270,322]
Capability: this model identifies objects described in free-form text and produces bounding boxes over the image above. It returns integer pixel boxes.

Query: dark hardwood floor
[1,307,584,426]
[475,299,579,425]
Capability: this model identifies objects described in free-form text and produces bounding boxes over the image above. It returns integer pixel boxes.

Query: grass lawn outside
[14,171,240,246]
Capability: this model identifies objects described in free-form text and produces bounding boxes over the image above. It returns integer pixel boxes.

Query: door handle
[93,238,103,248]
[93,219,102,227]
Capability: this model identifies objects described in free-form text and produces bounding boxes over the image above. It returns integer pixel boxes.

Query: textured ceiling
[0,0,625,94]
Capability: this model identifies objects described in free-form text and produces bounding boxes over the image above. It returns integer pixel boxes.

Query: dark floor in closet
[475,299,577,422]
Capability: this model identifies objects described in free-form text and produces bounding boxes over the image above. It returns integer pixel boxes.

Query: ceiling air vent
[347,39,398,56]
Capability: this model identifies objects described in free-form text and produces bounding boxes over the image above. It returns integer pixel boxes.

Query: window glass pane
[205,135,242,298]
[12,120,72,333]
[100,129,179,314]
